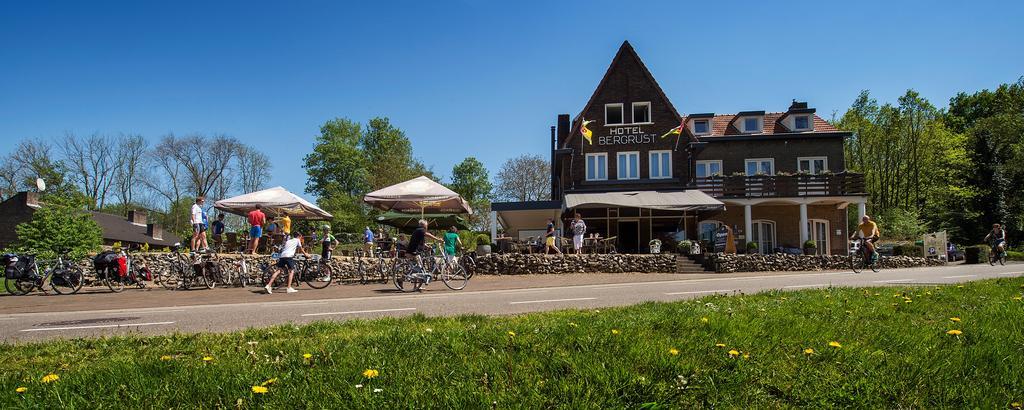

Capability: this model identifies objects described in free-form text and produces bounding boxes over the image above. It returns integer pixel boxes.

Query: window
[806,219,830,255]
[649,150,671,179]
[750,220,776,254]
[586,153,607,181]
[605,103,624,125]
[695,160,723,178]
[794,115,810,130]
[693,119,710,135]
[743,117,760,133]
[698,220,724,245]
[745,158,774,176]
[631,102,651,124]
[617,151,639,180]
[797,157,828,174]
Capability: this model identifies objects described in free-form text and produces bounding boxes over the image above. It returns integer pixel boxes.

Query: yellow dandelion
[700,317,709,323]
[261,378,278,386]
[715,343,726,348]
[950,317,961,322]
[15,387,27,393]
[507,331,516,337]
[568,322,578,328]
[728,349,739,357]
[362,369,379,379]
[159,355,172,361]
[957,285,964,289]
[668,348,679,356]
[828,341,842,349]
[742,353,750,359]
[251,385,268,394]
[873,293,880,296]
[303,353,312,359]
[1011,402,1021,409]
[946,329,963,336]
[1014,296,1023,301]
[803,348,814,355]
[41,374,59,383]
[611,329,620,335]
[202,356,214,362]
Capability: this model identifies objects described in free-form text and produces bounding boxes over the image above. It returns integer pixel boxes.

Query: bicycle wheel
[304,262,332,289]
[441,263,469,290]
[354,257,367,285]
[159,263,181,290]
[848,254,861,274]
[10,276,36,295]
[460,255,476,279]
[869,256,880,273]
[106,272,125,293]
[989,252,996,266]
[202,264,219,289]
[51,267,84,295]
[999,252,1006,266]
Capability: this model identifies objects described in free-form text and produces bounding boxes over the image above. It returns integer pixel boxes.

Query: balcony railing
[692,172,866,198]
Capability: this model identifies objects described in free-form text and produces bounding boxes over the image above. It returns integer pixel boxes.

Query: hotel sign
[597,126,658,145]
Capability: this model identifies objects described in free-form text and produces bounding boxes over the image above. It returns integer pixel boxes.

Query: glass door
[805,220,829,254]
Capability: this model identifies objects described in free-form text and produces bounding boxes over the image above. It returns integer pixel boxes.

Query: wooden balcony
[692,172,866,198]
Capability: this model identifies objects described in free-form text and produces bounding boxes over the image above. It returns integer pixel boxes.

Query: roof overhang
[564,190,724,211]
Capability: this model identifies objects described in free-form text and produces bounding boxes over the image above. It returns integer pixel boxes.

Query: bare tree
[146,135,186,205]
[494,154,551,202]
[236,145,271,193]
[163,134,240,198]
[0,157,19,200]
[112,134,149,210]
[60,133,119,209]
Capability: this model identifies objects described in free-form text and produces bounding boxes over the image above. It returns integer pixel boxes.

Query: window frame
[585,152,608,181]
[631,101,652,124]
[793,114,811,131]
[616,151,640,180]
[742,117,762,133]
[693,119,711,135]
[604,103,625,126]
[745,158,775,176]
[797,156,829,174]
[649,150,672,179]
[695,160,723,178]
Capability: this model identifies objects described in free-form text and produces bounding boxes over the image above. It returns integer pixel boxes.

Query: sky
[2,0,1022,200]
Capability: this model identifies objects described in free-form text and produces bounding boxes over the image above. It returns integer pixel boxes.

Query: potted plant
[803,240,817,255]
[677,240,693,255]
[746,241,758,254]
[476,233,492,255]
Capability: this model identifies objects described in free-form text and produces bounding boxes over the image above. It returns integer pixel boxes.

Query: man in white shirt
[264,231,310,294]
[190,196,208,251]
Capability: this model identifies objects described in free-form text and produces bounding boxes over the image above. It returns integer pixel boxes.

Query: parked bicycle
[4,251,84,295]
[220,251,252,287]
[94,249,150,292]
[154,243,189,290]
[352,248,390,285]
[849,238,880,273]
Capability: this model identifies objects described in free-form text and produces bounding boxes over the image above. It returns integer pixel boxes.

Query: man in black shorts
[405,219,441,283]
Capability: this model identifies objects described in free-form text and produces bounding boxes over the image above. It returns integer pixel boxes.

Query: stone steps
[675,256,707,273]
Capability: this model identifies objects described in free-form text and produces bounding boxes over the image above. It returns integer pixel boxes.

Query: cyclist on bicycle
[850,215,881,262]
[263,231,310,294]
[320,224,337,260]
[406,219,441,283]
[985,223,1007,256]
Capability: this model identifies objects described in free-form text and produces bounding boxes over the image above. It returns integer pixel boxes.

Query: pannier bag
[93,251,119,278]
[3,254,33,279]
[116,256,128,277]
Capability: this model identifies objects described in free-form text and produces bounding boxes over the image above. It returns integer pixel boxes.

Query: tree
[112,134,149,211]
[167,134,240,198]
[59,133,118,209]
[360,117,432,189]
[304,118,371,233]
[13,196,102,259]
[494,154,550,202]
[236,145,272,194]
[449,157,493,228]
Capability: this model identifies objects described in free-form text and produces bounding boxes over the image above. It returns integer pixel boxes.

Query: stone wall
[705,253,946,273]
[473,254,676,275]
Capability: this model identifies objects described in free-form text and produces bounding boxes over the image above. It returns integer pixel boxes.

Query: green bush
[476,233,491,247]
[457,231,478,250]
[892,244,923,257]
[13,196,102,259]
[803,240,817,249]
[964,245,991,264]
[677,240,693,254]
[874,208,927,241]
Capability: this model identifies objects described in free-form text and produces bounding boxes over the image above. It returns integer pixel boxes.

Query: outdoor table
[583,237,603,254]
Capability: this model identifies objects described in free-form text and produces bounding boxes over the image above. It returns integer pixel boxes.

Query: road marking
[943,275,976,279]
[301,307,416,317]
[784,284,828,289]
[873,279,913,283]
[664,289,734,296]
[112,309,186,315]
[509,297,597,305]
[21,321,175,332]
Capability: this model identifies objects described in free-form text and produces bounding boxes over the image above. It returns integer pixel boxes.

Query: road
[1,263,1020,343]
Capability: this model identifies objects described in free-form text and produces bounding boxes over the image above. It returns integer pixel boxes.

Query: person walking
[190,196,208,251]
[264,231,310,294]
[570,213,587,255]
[545,219,562,255]
[443,226,462,262]
[363,226,375,257]
[246,205,266,254]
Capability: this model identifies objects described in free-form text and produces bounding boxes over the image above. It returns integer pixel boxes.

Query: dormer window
[605,103,624,125]
[693,119,710,135]
[743,117,761,133]
[631,102,651,124]
[794,115,811,130]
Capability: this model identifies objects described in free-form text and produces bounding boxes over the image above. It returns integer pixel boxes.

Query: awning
[564,190,724,211]
[214,186,333,219]
[363,176,472,215]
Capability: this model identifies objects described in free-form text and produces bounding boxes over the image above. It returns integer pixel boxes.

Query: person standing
[363,226,375,257]
[570,213,587,255]
[263,231,309,294]
[211,213,226,251]
[320,224,337,260]
[545,219,562,255]
[279,213,292,236]
[443,226,462,261]
[246,205,266,254]
[190,196,208,251]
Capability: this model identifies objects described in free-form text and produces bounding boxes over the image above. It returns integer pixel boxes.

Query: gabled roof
[695,113,838,137]
[89,211,181,247]
[565,41,681,147]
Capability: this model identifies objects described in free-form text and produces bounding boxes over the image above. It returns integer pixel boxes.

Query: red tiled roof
[693,113,838,137]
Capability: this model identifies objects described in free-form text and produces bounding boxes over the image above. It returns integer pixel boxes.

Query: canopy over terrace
[213,186,332,219]
[564,190,724,211]
[363,176,473,216]
[376,211,469,233]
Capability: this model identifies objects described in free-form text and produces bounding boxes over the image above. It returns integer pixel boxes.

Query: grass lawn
[2,278,1024,408]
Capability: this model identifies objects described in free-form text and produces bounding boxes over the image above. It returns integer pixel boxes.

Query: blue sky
[2,0,1022,199]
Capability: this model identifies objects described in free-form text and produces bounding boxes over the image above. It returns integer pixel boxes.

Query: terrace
[692,172,866,199]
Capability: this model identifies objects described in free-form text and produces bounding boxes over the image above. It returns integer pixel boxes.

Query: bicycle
[155,244,189,290]
[221,251,252,287]
[394,244,470,292]
[457,247,477,279]
[352,247,390,285]
[849,238,880,273]
[989,242,1007,266]
[188,249,222,289]
[4,251,84,295]
[94,249,149,293]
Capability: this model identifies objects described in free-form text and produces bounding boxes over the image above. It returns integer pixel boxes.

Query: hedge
[964,244,991,264]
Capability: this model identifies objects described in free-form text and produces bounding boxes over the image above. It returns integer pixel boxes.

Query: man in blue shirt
[363,226,375,257]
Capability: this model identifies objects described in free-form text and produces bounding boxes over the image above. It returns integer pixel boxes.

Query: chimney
[146,223,163,241]
[127,210,148,225]
[789,100,809,111]
[22,191,39,208]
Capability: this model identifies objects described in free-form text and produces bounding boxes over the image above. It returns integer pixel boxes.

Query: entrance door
[806,219,830,255]
[618,220,639,254]
[750,220,776,254]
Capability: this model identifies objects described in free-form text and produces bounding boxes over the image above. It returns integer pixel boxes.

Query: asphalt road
[2,263,1021,343]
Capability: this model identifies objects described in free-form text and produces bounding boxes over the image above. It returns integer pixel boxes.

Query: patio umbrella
[363,176,473,217]
[213,186,332,219]
[375,211,469,233]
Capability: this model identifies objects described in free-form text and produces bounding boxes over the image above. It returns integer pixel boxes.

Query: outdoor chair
[225,232,239,253]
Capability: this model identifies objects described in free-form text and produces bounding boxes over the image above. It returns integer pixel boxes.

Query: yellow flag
[580,119,594,145]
